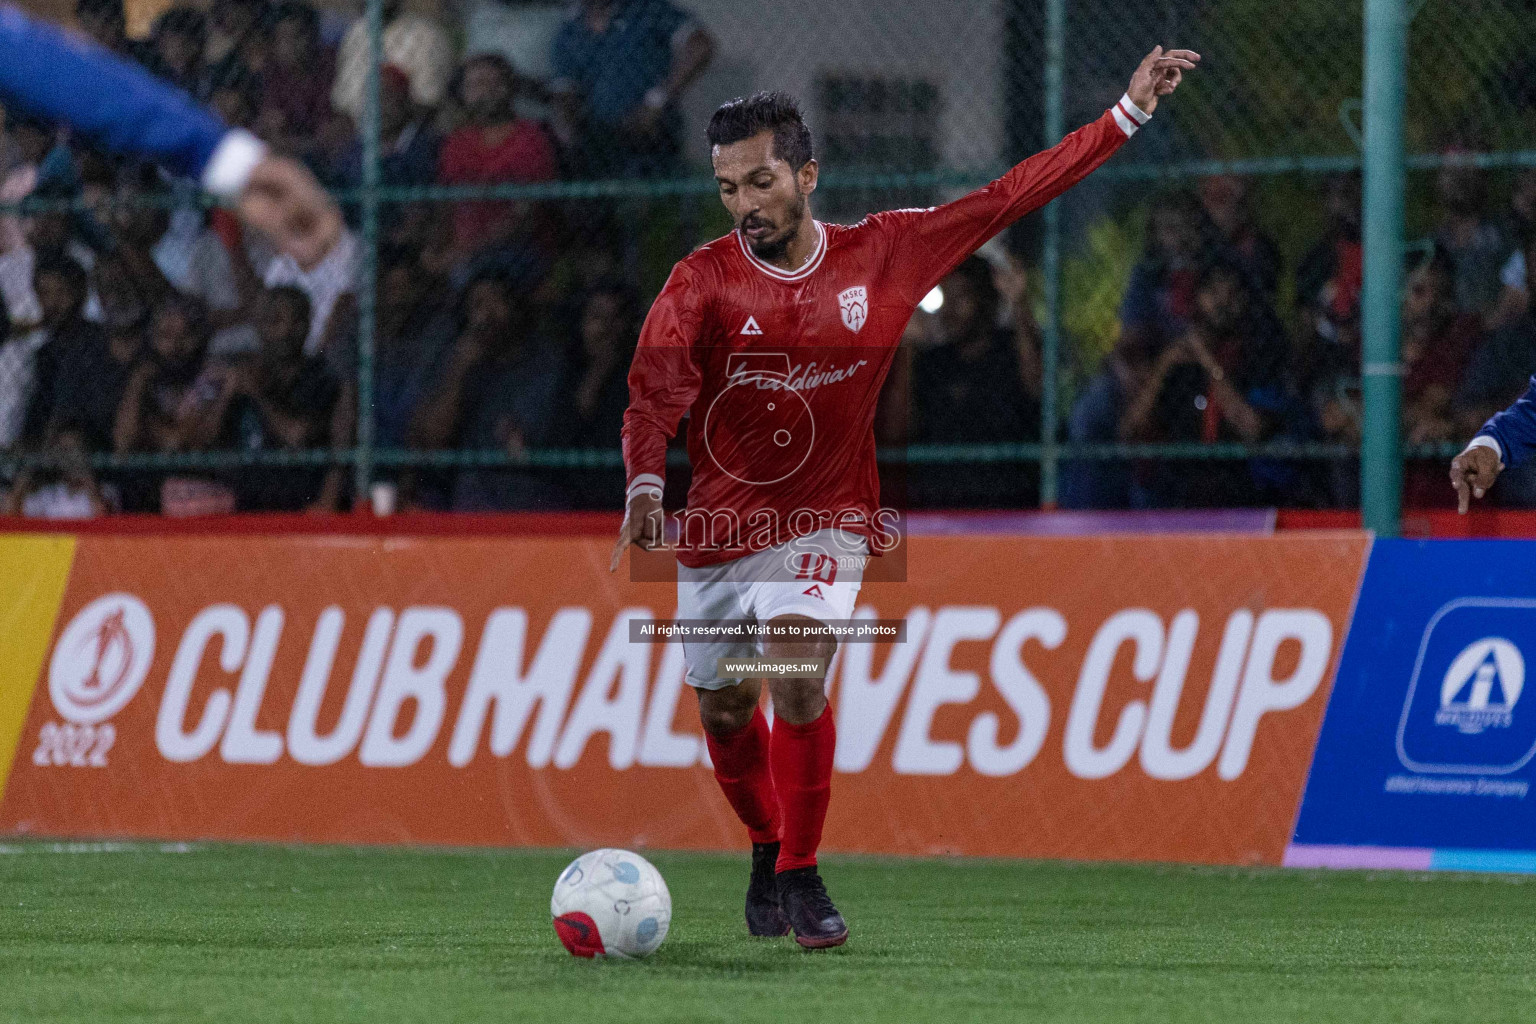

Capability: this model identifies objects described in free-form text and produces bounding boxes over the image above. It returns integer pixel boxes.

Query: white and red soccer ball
[551,849,671,959]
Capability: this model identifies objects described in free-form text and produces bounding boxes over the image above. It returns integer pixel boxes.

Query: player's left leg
[761,624,847,948]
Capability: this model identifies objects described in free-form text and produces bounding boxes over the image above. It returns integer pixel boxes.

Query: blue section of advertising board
[1294,539,1536,850]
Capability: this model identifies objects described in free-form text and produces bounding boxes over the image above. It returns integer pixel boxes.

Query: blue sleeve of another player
[1477,375,1536,468]
[0,5,227,179]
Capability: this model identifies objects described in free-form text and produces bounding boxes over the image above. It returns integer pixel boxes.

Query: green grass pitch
[2,842,1534,1023]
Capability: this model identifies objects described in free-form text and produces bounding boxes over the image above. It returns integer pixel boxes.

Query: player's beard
[744,190,809,262]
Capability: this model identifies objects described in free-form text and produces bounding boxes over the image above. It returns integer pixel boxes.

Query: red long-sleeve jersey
[623,94,1151,567]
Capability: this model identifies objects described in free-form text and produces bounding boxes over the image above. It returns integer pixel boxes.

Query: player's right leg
[695,682,790,937]
[679,562,788,938]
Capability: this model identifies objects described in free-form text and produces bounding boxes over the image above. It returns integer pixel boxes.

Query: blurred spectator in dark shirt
[409,271,566,510]
[114,292,211,456]
[1296,173,1363,349]
[107,169,258,358]
[436,54,559,283]
[1488,169,1536,330]
[209,64,263,133]
[151,7,214,101]
[1119,261,1295,507]
[75,0,162,71]
[253,3,339,156]
[1433,162,1505,315]
[332,0,454,127]
[1119,191,1215,356]
[180,286,341,510]
[1292,173,1365,506]
[1061,335,1155,509]
[329,65,440,189]
[1459,237,1536,433]
[114,293,228,513]
[0,300,28,450]
[367,247,455,467]
[550,0,715,177]
[205,0,269,87]
[325,64,440,246]
[1199,174,1280,297]
[45,260,147,454]
[1457,236,1536,506]
[911,255,1042,507]
[3,418,115,518]
[560,280,638,507]
[1400,248,1482,507]
[20,255,107,447]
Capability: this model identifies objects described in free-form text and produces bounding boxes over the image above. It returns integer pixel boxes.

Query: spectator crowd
[0,0,1533,517]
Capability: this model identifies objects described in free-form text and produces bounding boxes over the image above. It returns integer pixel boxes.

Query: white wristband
[626,474,665,502]
[1466,435,1505,469]
[201,129,268,199]
[1111,93,1152,138]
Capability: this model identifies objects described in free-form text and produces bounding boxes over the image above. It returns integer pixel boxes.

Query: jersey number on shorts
[792,553,838,585]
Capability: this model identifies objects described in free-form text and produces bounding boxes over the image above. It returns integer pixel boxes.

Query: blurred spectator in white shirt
[263,229,358,360]
[331,0,454,123]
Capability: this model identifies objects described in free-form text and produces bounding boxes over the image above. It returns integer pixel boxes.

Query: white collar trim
[737,220,827,282]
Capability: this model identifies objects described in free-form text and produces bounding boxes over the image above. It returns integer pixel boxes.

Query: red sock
[769,706,836,872]
[704,708,781,844]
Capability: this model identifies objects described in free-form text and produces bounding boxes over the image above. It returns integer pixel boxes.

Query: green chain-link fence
[1,0,1533,517]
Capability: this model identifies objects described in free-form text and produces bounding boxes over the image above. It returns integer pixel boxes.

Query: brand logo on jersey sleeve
[838,287,868,333]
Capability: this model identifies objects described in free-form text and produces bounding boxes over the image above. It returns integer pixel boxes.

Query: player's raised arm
[1451,375,1536,512]
[612,263,708,571]
[0,5,339,268]
[876,45,1198,304]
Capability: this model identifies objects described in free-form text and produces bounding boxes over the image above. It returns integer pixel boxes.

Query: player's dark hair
[707,92,814,171]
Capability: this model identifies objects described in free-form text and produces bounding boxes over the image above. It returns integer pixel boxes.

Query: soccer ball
[550,849,672,959]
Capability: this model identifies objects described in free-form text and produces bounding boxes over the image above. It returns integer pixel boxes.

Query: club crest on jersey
[838,287,869,333]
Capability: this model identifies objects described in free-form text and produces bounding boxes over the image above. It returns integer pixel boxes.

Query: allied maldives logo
[1436,638,1522,734]
[1397,599,1536,775]
[48,593,156,724]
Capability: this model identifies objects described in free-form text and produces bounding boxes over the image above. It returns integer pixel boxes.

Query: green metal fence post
[1361,0,1407,536]
[353,0,383,504]
[1040,0,1065,508]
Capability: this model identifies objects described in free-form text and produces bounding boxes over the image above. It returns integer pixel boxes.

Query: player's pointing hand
[237,155,344,272]
[1451,443,1503,515]
[1127,45,1200,116]
[609,490,666,573]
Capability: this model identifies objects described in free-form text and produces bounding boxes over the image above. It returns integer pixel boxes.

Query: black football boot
[746,841,791,937]
[776,865,848,949]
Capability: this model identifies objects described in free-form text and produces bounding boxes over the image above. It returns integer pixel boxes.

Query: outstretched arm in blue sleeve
[0,6,341,266]
[1473,376,1536,470]
[1452,375,1536,513]
[0,5,261,194]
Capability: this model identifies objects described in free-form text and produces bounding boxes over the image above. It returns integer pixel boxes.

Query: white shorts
[676,529,868,690]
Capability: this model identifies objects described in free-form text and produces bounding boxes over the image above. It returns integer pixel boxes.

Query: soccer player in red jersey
[611,45,1199,948]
